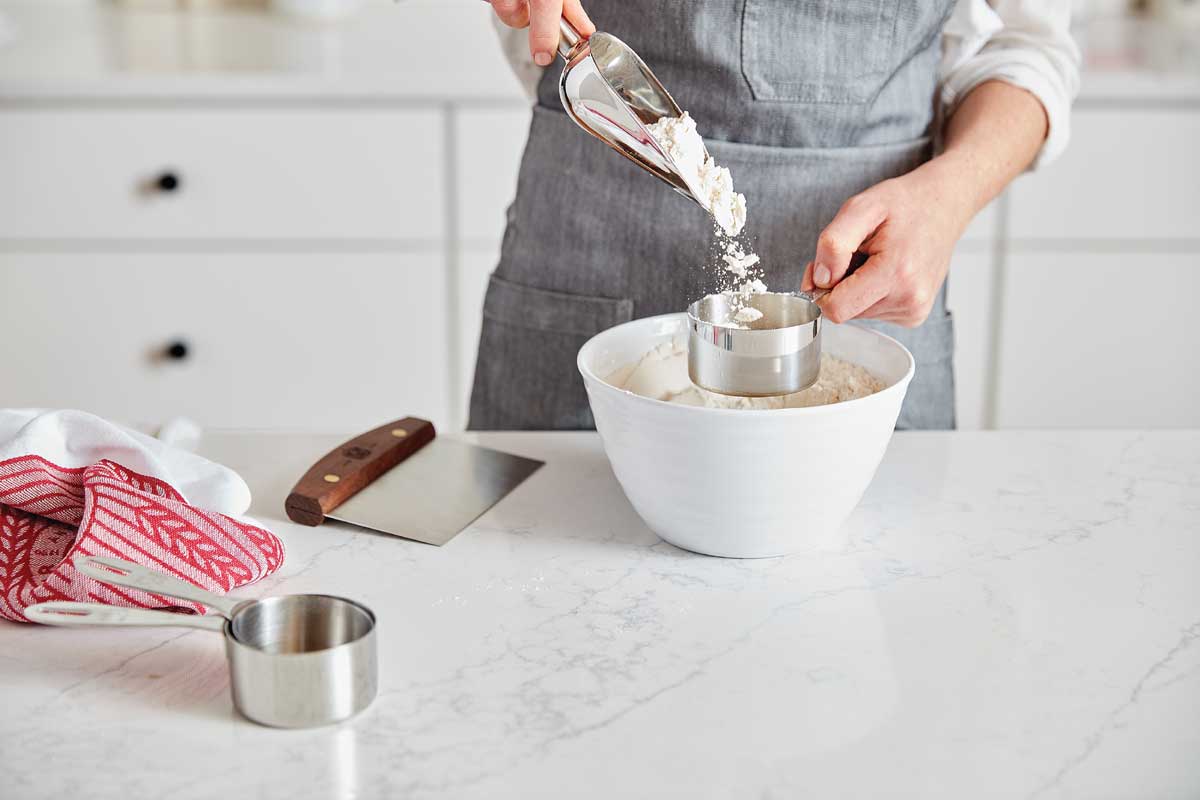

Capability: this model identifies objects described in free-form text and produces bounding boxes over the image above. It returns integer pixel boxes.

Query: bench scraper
[285,418,543,546]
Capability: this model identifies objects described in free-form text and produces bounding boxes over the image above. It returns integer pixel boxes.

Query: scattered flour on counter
[606,340,886,410]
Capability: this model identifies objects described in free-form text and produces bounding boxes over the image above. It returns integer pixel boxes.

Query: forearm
[928,79,1050,221]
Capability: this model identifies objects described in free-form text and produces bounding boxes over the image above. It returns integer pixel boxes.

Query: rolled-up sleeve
[940,0,1082,168]
[493,16,543,101]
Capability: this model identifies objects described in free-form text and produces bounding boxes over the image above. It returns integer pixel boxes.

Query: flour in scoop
[647,112,746,237]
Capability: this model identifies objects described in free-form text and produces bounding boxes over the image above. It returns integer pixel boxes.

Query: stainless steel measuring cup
[688,292,825,397]
[555,17,707,207]
[24,555,377,729]
[687,254,870,397]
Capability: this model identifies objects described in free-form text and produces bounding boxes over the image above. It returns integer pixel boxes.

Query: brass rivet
[391,428,408,438]
[323,474,340,483]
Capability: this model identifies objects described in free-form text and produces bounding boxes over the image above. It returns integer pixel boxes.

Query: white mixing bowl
[578,313,915,558]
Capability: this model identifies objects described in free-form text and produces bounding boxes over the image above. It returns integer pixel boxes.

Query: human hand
[800,155,978,327]
[487,0,596,67]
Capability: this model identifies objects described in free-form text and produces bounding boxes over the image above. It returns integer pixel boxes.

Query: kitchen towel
[0,409,285,623]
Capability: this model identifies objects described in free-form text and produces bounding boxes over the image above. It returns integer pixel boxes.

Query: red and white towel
[0,410,285,622]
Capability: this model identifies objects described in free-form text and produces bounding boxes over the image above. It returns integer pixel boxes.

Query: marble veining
[1,430,1198,799]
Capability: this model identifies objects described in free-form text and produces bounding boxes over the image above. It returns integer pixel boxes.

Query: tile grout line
[443,103,464,431]
[983,192,1010,430]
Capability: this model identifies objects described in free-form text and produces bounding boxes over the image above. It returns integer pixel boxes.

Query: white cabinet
[452,106,531,424]
[0,103,457,431]
[455,107,532,245]
[993,107,1200,429]
[993,251,1200,428]
[1,0,1197,433]
[0,110,445,241]
[0,252,450,431]
[457,247,503,425]
[1008,109,1200,241]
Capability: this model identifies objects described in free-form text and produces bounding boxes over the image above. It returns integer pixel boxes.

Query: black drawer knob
[165,340,190,361]
[156,171,181,193]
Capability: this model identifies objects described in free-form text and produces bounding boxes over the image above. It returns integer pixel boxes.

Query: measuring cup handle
[73,555,243,619]
[805,251,871,304]
[24,601,227,632]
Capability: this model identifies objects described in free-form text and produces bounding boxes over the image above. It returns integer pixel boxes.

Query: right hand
[487,0,596,67]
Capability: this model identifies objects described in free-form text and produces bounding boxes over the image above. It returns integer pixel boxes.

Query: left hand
[800,156,976,327]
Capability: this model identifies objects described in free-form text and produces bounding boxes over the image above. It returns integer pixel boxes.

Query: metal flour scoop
[555,18,705,207]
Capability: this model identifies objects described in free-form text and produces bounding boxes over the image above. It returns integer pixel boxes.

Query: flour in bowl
[606,340,885,409]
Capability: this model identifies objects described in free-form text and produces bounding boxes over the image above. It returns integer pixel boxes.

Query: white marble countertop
[1,429,1198,799]
[0,1,1198,104]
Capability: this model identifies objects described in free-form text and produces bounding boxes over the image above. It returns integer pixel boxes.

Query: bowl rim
[577,311,916,417]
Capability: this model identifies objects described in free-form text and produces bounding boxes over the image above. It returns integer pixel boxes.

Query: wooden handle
[285,417,436,526]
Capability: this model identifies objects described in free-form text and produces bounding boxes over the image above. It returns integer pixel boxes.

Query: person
[469,0,1079,431]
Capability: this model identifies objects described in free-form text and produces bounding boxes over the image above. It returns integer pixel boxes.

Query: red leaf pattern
[0,456,284,623]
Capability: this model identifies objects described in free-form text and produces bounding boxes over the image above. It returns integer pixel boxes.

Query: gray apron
[470,0,957,431]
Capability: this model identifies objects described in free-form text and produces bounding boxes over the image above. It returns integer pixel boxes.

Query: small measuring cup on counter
[687,253,870,397]
[25,555,377,729]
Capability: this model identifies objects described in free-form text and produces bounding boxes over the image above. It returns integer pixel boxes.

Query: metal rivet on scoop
[323,474,340,483]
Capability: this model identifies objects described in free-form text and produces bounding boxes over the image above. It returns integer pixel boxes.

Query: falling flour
[646,112,770,328]
[606,340,885,410]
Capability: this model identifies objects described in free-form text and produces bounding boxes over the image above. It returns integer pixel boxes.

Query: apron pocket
[468,276,634,431]
[741,0,900,104]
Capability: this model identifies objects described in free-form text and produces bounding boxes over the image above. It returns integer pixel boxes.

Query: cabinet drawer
[0,110,444,241]
[994,251,1200,428]
[0,252,451,430]
[1008,109,1200,241]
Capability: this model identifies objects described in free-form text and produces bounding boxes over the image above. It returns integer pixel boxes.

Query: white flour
[646,111,772,328]
[732,306,764,324]
[722,246,760,279]
[606,340,886,410]
[646,112,746,237]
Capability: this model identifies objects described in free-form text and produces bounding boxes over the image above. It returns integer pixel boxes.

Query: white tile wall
[1009,109,1200,241]
[456,107,533,245]
[994,250,1200,428]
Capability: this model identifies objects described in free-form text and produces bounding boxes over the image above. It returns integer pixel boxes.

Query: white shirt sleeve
[939,0,1082,169]
[493,17,543,101]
